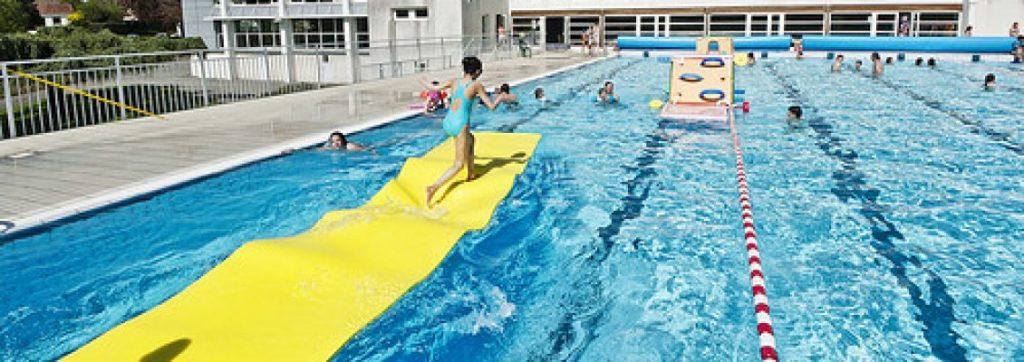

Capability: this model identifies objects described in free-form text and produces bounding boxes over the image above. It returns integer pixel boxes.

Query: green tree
[75,0,124,25]
[0,0,32,33]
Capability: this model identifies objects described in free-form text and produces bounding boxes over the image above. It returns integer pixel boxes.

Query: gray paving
[0,53,592,225]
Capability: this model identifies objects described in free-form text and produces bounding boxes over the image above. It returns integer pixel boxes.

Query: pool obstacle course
[66,132,541,361]
[660,37,736,121]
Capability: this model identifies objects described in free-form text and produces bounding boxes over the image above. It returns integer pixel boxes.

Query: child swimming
[984,73,996,90]
[497,83,519,106]
[323,132,365,151]
[831,54,844,72]
[424,56,506,207]
[597,81,619,104]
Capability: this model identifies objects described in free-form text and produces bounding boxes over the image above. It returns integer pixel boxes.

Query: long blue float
[801,36,1016,53]
[617,36,792,50]
[618,36,1018,54]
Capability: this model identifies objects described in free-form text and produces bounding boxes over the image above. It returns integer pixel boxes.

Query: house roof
[35,2,74,17]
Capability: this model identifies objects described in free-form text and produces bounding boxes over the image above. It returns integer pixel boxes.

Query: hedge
[0,26,206,63]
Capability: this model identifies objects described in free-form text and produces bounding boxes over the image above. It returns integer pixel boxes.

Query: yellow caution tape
[6,68,165,120]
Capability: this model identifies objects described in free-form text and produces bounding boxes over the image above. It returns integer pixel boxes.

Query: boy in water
[831,54,845,72]
[854,60,863,71]
[423,57,506,207]
[747,52,757,66]
[984,73,996,90]
[597,81,620,104]
[497,83,519,106]
[787,106,803,127]
[871,52,884,76]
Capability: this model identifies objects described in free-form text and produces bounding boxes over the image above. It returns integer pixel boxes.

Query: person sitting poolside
[747,52,757,66]
[324,132,365,151]
[915,57,924,66]
[417,78,448,113]
[854,60,863,71]
[831,54,844,73]
[927,58,937,68]
[984,73,996,90]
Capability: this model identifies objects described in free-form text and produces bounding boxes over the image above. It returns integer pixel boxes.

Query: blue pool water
[1,57,1023,361]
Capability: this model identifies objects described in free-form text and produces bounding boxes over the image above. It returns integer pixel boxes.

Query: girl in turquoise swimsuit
[423,57,505,207]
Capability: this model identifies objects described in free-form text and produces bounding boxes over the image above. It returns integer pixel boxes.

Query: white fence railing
[1,34,543,140]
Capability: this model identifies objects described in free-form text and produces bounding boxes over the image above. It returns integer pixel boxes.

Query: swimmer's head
[462,56,483,79]
[431,80,440,86]
[885,57,893,64]
[598,88,608,97]
[915,57,924,66]
[927,58,936,67]
[534,87,545,99]
[329,132,347,149]
[855,60,863,69]
[836,54,844,61]
[984,73,996,86]
[604,81,614,92]
[499,83,511,94]
[787,106,803,120]
[871,52,880,61]
[747,52,755,59]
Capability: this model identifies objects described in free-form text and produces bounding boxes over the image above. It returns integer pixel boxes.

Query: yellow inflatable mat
[66,132,541,361]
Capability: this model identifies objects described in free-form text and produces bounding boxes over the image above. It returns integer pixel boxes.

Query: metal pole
[263,48,271,96]
[2,66,16,138]
[115,56,128,120]
[199,51,210,105]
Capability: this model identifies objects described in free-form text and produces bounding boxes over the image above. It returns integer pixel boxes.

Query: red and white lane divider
[728,110,779,361]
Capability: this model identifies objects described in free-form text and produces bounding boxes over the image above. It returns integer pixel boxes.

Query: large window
[784,13,825,35]
[292,18,369,51]
[830,13,872,36]
[668,15,705,37]
[915,12,959,37]
[604,16,637,41]
[875,13,898,37]
[709,14,746,36]
[235,19,280,48]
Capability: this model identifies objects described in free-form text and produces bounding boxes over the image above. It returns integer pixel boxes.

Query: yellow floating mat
[65,132,542,361]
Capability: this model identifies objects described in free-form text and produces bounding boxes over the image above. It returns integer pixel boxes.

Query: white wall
[511,0,959,10]
[967,0,1024,36]
[182,0,219,48]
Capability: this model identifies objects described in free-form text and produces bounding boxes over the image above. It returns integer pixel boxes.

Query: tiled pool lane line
[728,110,779,362]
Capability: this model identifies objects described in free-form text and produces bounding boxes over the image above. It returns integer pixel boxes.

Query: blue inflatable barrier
[801,36,1017,54]
[618,36,792,51]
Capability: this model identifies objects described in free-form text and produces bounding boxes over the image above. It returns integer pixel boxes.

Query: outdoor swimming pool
[1,56,1022,360]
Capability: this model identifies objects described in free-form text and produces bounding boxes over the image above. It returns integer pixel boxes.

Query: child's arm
[474,83,504,111]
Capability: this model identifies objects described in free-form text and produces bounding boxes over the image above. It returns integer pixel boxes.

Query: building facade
[509,0,980,49]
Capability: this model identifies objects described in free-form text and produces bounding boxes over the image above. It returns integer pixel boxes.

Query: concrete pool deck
[0,52,601,234]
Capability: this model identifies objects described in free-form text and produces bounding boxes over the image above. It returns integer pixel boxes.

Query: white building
[35,1,73,27]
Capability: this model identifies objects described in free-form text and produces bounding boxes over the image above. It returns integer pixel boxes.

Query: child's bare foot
[425,185,439,208]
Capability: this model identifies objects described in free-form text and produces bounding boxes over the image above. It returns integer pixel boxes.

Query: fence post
[2,66,15,138]
[262,48,272,95]
[114,56,128,120]
[198,51,210,105]
[440,38,446,68]
[416,37,422,72]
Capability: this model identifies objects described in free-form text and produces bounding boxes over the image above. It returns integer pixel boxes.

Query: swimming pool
[1,56,1022,360]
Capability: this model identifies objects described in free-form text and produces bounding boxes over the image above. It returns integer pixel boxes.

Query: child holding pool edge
[425,56,506,207]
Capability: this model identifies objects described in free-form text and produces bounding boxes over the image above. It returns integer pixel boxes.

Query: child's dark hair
[462,56,483,74]
[534,87,544,98]
[855,60,863,65]
[984,73,995,83]
[499,83,511,94]
[927,58,936,67]
[885,57,893,64]
[431,80,439,85]
[871,52,880,60]
[788,106,803,119]
[330,132,347,145]
[604,81,614,87]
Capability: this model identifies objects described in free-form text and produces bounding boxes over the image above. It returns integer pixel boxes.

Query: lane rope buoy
[728,110,779,362]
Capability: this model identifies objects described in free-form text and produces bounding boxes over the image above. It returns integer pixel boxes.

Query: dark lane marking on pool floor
[766,64,967,362]
[863,71,1023,156]
[546,118,675,358]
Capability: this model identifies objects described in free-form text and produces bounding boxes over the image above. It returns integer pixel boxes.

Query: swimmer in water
[323,132,366,151]
[984,73,996,90]
[831,54,844,73]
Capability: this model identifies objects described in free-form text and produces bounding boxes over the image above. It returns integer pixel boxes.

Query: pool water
[1,56,1022,361]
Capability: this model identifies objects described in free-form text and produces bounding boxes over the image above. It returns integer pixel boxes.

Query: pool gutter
[0,55,613,238]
